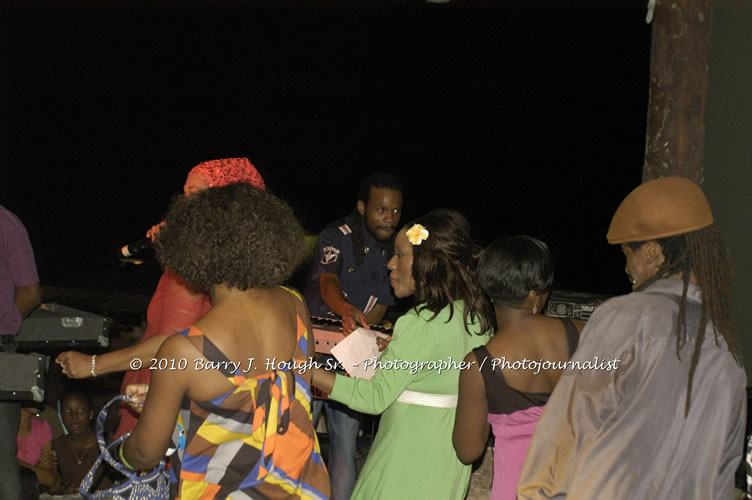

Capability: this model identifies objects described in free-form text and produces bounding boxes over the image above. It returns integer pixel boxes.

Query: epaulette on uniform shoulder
[338,224,352,235]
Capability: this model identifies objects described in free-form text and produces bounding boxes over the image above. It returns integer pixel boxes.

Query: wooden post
[643,0,713,184]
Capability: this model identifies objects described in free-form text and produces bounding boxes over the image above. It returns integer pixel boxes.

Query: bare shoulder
[159,331,201,359]
[460,349,484,382]
[464,348,481,364]
[277,286,314,333]
[263,286,299,309]
[496,316,574,359]
[535,314,581,334]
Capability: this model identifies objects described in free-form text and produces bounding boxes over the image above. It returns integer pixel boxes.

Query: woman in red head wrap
[56,158,266,437]
[185,157,266,192]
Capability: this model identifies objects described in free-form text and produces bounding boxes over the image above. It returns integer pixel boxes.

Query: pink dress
[475,317,579,500]
[487,406,545,499]
[17,417,52,465]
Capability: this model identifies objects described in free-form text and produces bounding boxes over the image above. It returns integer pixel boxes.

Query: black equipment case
[15,303,110,349]
[0,352,49,402]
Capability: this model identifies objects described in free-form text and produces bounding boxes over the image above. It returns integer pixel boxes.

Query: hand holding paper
[330,327,391,380]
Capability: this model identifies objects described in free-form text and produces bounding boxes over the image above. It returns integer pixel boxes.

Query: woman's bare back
[484,315,582,394]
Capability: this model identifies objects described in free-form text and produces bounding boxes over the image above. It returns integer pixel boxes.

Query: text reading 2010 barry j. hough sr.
[132,355,621,375]
[130,357,335,373]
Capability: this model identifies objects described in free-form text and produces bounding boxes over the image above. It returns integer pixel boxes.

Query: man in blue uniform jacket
[304,172,403,500]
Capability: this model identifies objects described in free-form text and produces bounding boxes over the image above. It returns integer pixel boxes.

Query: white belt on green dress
[396,390,458,408]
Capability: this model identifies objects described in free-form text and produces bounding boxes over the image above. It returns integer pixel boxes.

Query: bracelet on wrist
[118,441,136,471]
[90,355,97,378]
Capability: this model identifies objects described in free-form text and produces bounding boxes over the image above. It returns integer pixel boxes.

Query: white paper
[330,327,390,380]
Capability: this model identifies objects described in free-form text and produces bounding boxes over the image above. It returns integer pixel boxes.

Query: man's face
[357,187,403,242]
[621,242,664,290]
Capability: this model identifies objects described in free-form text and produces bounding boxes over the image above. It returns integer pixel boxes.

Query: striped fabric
[363,295,378,315]
[174,287,330,499]
[337,224,351,235]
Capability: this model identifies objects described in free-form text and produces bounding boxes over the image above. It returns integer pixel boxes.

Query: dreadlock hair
[628,224,741,415]
[407,209,495,336]
[351,172,403,266]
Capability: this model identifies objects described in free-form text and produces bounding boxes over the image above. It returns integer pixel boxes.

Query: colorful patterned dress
[171,288,330,499]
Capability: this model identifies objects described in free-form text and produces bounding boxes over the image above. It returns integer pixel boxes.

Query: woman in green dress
[313,209,494,499]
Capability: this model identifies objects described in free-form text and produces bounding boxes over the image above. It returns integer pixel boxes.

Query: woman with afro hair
[121,183,330,500]
[57,158,266,438]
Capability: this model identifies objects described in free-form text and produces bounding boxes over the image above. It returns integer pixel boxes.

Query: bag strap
[94,395,124,450]
[79,441,109,498]
[80,395,167,497]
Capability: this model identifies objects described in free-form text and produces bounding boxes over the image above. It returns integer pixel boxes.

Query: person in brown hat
[517,177,745,500]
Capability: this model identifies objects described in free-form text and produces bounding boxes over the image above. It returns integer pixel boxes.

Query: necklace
[67,436,92,464]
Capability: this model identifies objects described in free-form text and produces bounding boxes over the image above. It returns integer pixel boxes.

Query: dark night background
[0,1,651,315]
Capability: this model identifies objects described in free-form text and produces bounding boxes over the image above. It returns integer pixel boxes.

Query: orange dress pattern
[172,287,330,499]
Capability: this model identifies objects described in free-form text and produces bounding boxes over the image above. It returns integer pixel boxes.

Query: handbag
[80,394,169,500]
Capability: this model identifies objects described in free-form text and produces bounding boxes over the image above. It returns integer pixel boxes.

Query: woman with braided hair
[621,219,741,413]
[518,177,745,500]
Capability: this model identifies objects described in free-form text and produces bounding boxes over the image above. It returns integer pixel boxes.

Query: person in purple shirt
[1,205,42,499]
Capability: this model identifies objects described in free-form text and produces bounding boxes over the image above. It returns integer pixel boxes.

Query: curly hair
[155,183,305,291]
[628,224,741,414]
[477,236,554,307]
[406,209,494,336]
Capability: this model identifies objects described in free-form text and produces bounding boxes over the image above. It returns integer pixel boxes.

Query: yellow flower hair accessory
[406,223,429,246]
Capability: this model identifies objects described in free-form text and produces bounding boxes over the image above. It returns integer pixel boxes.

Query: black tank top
[473,317,579,414]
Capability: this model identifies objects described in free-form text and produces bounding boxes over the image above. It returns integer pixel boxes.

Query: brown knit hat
[607,177,713,244]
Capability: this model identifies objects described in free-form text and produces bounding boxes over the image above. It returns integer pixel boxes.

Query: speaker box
[0,352,49,402]
[545,290,613,322]
[16,303,110,348]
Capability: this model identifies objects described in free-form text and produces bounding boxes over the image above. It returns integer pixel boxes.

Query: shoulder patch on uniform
[321,246,341,265]
[338,224,352,235]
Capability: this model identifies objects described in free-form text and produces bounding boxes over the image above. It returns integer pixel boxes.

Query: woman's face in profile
[387,229,416,298]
